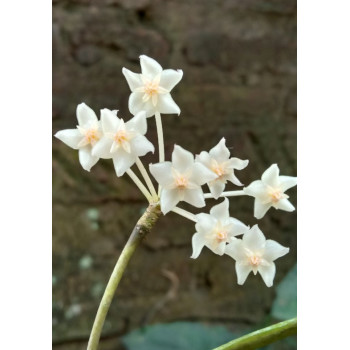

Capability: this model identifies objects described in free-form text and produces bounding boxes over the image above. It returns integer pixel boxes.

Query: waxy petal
[264,240,290,261]
[157,93,181,115]
[191,162,217,185]
[225,237,246,261]
[77,103,98,127]
[275,198,295,212]
[261,164,280,187]
[210,241,226,256]
[149,162,174,187]
[126,111,147,135]
[236,262,252,285]
[208,181,225,199]
[130,135,154,156]
[190,232,206,259]
[279,176,297,192]
[210,198,229,221]
[209,138,230,162]
[112,150,136,177]
[55,129,82,150]
[160,188,182,214]
[140,55,162,78]
[101,108,120,133]
[196,151,211,168]
[227,172,244,187]
[78,147,99,171]
[258,263,276,287]
[183,188,205,208]
[129,91,155,118]
[160,69,183,91]
[172,145,194,172]
[122,67,142,91]
[92,137,113,159]
[254,200,271,219]
[242,225,266,252]
[226,158,249,171]
[226,217,249,236]
[243,180,266,198]
[195,213,216,234]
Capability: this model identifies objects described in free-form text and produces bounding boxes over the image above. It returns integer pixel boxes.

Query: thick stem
[155,111,164,196]
[87,204,162,350]
[136,157,158,200]
[204,190,246,199]
[212,318,297,350]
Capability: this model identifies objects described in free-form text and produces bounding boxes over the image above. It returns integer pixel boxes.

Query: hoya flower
[92,109,154,176]
[243,164,297,219]
[122,55,183,118]
[191,198,249,259]
[225,225,289,287]
[55,103,101,171]
[149,145,217,214]
[196,138,249,198]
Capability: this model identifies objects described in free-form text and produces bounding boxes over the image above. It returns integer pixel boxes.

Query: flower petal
[160,188,182,214]
[236,262,252,285]
[129,92,155,118]
[149,162,174,187]
[190,232,206,259]
[208,181,225,199]
[196,151,212,168]
[225,237,246,261]
[210,198,229,221]
[258,263,276,287]
[126,111,147,135]
[172,145,194,172]
[279,176,297,192]
[209,138,230,162]
[226,158,249,170]
[101,108,120,133]
[78,147,99,171]
[77,103,98,127]
[140,55,162,78]
[160,69,183,91]
[191,162,217,186]
[275,198,295,212]
[122,67,142,91]
[243,180,266,199]
[195,213,216,234]
[264,240,289,261]
[157,93,181,115]
[242,225,266,252]
[112,150,136,177]
[261,164,280,187]
[130,135,154,156]
[254,200,271,219]
[183,188,205,208]
[92,137,113,159]
[226,217,249,236]
[209,241,227,256]
[227,172,244,187]
[55,129,82,150]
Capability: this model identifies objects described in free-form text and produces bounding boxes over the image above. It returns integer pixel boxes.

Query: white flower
[122,55,183,118]
[225,225,289,287]
[92,109,154,176]
[243,164,297,219]
[149,145,217,214]
[191,198,249,259]
[54,103,101,171]
[196,138,249,198]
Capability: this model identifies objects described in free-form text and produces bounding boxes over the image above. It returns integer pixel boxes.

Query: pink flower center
[175,175,188,189]
[213,164,225,177]
[85,129,99,145]
[250,255,261,266]
[144,81,159,96]
[216,230,227,242]
[114,130,128,144]
[269,189,285,203]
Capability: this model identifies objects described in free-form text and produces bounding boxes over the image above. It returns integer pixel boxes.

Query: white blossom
[196,138,249,199]
[92,109,154,176]
[225,225,289,287]
[191,198,249,259]
[243,164,297,219]
[55,103,101,171]
[149,145,217,214]
[122,55,183,118]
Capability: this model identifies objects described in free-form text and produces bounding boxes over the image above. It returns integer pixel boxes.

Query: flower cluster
[55,55,297,288]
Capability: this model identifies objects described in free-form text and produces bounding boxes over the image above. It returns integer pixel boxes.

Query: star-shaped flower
[243,164,297,219]
[196,138,249,198]
[225,225,289,287]
[191,198,249,258]
[55,103,101,171]
[149,145,217,214]
[92,109,154,176]
[122,55,183,118]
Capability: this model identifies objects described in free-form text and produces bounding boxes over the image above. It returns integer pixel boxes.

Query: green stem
[213,318,297,350]
[87,203,162,350]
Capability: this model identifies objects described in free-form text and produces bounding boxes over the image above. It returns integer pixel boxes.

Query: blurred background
[52,0,296,349]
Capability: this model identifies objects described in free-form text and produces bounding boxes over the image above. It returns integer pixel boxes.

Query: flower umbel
[149,145,217,214]
[243,164,297,219]
[196,138,249,199]
[225,225,289,287]
[54,103,101,171]
[191,198,249,258]
[122,55,183,117]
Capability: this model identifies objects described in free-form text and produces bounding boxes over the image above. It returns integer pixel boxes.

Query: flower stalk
[213,317,297,350]
[136,157,158,200]
[204,190,246,199]
[87,203,162,350]
[126,169,153,202]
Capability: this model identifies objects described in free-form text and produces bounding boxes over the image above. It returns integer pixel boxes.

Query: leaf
[271,264,297,320]
[122,322,238,350]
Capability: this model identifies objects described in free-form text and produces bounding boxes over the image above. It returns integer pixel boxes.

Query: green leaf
[122,322,238,350]
[271,264,297,320]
